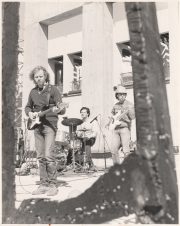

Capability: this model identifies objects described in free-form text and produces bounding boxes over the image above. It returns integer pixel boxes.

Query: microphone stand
[95,115,111,170]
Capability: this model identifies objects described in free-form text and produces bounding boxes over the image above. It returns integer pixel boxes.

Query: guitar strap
[46,84,52,107]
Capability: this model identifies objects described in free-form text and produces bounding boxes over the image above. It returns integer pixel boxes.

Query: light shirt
[77,117,97,139]
[111,99,135,129]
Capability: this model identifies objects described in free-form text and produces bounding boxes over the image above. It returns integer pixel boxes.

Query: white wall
[113,2,169,85]
[23,2,175,152]
[48,14,82,58]
[48,13,83,137]
[24,2,83,26]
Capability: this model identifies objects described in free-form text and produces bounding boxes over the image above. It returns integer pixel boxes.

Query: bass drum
[66,138,83,165]
[66,148,84,166]
[54,141,68,172]
[56,130,69,146]
[70,138,82,151]
[56,151,68,172]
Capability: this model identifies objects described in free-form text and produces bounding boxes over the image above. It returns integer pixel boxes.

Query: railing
[68,79,82,95]
[121,72,133,86]
[71,79,81,91]
[55,84,63,94]
[121,69,170,87]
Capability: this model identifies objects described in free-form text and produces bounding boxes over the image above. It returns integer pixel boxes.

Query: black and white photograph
[2,1,180,224]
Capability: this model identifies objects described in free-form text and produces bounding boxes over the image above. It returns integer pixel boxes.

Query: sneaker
[46,185,58,196]
[32,184,49,195]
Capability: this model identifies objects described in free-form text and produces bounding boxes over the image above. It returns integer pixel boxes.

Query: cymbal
[77,129,91,132]
[55,141,69,146]
[61,118,83,127]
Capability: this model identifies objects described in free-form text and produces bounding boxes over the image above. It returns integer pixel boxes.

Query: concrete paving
[15,171,105,208]
[15,155,179,224]
[15,157,137,224]
[15,158,113,209]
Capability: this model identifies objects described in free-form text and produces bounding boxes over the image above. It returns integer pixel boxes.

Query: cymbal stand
[82,133,88,171]
[96,115,111,170]
[69,123,83,172]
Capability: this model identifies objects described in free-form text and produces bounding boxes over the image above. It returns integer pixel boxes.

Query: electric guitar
[107,109,129,131]
[27,102,69,130]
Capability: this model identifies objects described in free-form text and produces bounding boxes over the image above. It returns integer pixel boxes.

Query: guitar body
[27,116,41,130]
[108,114,122,131]
[27,102,69,130]
[109,121,120,131]
[108,109,129,131]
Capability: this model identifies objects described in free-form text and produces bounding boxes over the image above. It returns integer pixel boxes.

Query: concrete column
[168,2,180,148]
[82,2,113,121]
[82,3,113,152]
[113,43,124,86]
[22,5,48,120]
[63,54,74,94]
[21,5,49,153]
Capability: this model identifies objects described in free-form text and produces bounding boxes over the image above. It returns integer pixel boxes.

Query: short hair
[115,93,127,100]
[29,66,50,84]
[80,107,90,117]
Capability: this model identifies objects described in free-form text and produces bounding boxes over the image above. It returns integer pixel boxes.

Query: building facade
[21,2,179,153]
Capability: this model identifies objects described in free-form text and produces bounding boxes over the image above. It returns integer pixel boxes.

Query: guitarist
[25,66,66,196]
[106,85,135,165]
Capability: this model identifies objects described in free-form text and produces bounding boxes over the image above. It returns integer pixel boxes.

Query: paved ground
[15,158,113,209]
[16,171,104,207]
[15,155,179,224]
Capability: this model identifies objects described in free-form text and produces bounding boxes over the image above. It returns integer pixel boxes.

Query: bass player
[25,66,66,196]
[106,85,135,165]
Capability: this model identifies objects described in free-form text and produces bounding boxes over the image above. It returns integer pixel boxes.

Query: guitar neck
[38,108,53,117]
[116,110,129,120]
[38,102,68,118]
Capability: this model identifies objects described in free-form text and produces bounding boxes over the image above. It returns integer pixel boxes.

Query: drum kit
[56,117,92,172]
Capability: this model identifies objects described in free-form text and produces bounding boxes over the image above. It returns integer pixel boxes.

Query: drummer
[76,107,98,171]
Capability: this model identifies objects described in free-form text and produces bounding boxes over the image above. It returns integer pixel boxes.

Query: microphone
[90,114,100,123]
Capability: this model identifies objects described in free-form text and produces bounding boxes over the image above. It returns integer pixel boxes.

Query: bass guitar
[107,109,129,131]
[27,102,69,130]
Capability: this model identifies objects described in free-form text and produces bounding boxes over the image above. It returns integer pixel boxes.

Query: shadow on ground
[14,153,178,224]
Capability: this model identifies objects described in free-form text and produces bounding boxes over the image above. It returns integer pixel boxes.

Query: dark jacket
[25,84,64,130]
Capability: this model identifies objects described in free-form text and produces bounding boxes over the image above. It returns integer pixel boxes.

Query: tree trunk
[2,2,20,223]
[125,2,178,223]
[3,2,178,224]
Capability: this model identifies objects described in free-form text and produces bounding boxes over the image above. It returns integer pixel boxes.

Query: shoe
[32,184,49,195]
[89,165,98,172]
[46,184,58,196]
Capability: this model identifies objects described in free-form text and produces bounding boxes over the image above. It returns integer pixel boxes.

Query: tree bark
[125,2,178,223]
[2,2,20,223]
[3,2,178,224]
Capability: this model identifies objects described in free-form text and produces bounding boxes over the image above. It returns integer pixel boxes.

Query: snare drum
[56,131,69,145]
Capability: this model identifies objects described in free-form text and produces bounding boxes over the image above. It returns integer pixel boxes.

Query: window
[68,51,82,94]
[117,32,169,87]
[49,56,63,93]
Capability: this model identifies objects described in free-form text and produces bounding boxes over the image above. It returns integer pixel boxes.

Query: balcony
[68,79,82,95]
[55,84,63,94]
[121,68,170,88]
[121,72,133,87]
